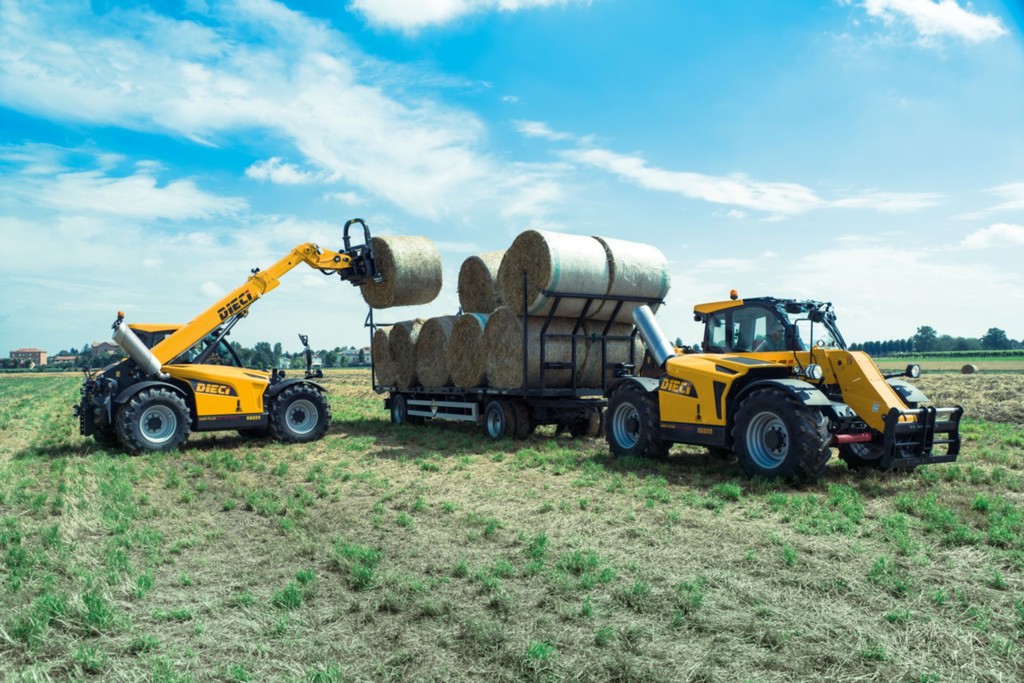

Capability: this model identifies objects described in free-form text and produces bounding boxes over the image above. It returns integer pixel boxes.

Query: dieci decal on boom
[218,290,254,320]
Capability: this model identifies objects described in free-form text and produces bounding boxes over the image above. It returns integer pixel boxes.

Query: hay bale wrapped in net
[961,364,979,375]
[458,251,505,313]
[484,306,583,389]
[415,315,460,387]
[450,313,490,388]
[577,322,646,388]
[389,319,426,388]
[360,236,443,309]
[371,326,395,386]
[497,230,610,319]
[591,236,671,323]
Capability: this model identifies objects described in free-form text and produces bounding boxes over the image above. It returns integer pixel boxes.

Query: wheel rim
[286,399,319,435]
[486,406,505,438]
[745,411,789,469]
[611,401,641,450]
[140,405,177,445]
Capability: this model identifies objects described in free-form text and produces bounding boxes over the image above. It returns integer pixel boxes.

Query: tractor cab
[693,293,846,355]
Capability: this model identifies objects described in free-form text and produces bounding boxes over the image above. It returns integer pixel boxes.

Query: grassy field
[874,358,1024,374]
[2,370,1024,682]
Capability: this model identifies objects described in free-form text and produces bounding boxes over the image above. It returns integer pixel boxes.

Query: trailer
[368,284,664,440]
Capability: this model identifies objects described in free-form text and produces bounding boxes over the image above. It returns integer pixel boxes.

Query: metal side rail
[880,405,964,470]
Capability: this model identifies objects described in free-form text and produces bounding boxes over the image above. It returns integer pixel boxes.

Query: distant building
[90,341,119,356]
[50,355,79,365]
[10,348,47,367]
[341,346,372,366]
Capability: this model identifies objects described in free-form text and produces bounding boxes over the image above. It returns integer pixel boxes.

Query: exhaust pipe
[112,316,168,379]
[632,305,677,368]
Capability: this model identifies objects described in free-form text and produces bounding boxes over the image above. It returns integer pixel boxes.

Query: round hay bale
[578,322,646,388]
[458,251,506,313]
[484,306,583,389]
[497,230,610,318]
[360,236,443,309]
[389,319,426,388]
[450,313,490,388]
[371,326,395,386]
[961,364,979,375]
[415,315,460,387]
[591,235,672,323]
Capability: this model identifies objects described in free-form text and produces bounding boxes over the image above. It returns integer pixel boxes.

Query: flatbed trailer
[368,282,663,439]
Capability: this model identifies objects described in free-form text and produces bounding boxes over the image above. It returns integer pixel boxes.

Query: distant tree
[913,326,938,352]
[321,349,338,368]
[981,327,1011,350]
[357,348,366,365]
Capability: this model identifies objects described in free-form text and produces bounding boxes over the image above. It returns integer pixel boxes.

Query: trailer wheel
[509,400,533,440]
[390,393,424,425]
[732,389,830,483]
[116,388,191,454]
[571,407,604,439]
[606,384,668,460]
[483,400,516,439]
[269,385,331,444]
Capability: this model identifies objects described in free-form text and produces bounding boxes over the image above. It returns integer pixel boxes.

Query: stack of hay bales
[471,229,668,390]
[363,235,443,389]
[367,229,668,391]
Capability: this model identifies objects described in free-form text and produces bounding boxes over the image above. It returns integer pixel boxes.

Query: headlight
[805,364,824,381]
[906,364,921,379]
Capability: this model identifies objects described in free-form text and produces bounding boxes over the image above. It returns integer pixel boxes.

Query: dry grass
[2,370,1024,682]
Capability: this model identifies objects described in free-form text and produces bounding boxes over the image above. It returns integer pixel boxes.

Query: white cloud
[0,1,561,223]
[199,281,225,298]
[566,146,940,216]
[348,0,583,32]
[986,182,1024,212]
[8,165,246,220]
[514,120,574,142]
[324,191,363,205]
[861,0,1008,44]
[961,223,1024,249]
[246,157,323,185]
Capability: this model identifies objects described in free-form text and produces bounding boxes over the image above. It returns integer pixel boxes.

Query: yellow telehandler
[74,219,380,454]
[607,293,963,483]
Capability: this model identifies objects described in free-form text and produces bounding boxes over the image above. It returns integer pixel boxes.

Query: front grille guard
[880,405,964,469]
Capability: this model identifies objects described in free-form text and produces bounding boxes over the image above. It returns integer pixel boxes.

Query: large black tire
[115,388,191,454]
[509,400,533,440]
[483,400,516,439]
[732,389,830,483]
[268,384,331,444]
[606,384,669,460]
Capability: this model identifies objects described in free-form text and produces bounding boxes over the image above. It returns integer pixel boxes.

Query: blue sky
[2,0,1023,357]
